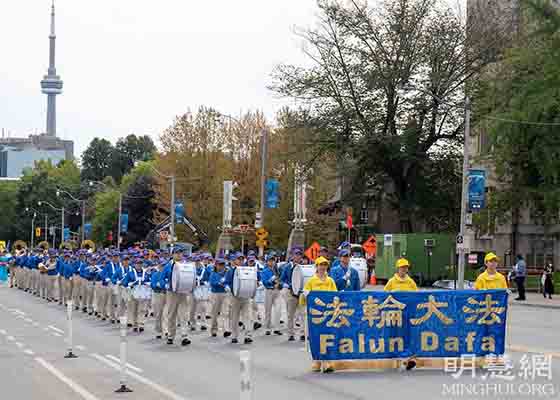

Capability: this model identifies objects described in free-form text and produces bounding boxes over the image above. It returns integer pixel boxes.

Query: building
[0,1,73,178]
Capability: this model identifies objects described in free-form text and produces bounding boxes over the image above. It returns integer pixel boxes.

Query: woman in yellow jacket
[300,256,337,373]
[474,252,508,290]
[384,258,418,292]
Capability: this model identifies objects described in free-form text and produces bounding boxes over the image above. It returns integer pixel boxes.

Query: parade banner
[265,179,280,209]
[175,202,185,224]
[468,169,486,211]
[121,213,129,233]
[307,290,508,361]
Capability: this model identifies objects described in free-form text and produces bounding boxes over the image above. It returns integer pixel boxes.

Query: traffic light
[35,227,41,237]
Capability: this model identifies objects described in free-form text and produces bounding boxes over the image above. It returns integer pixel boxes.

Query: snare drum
[291,264,315,296]
[172,262,197,294]
[349,257,368,289]
[233,267,258,299]
[132,285,152,301]
[194,285,210,301]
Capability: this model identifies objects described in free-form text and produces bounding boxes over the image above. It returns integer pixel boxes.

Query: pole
[31,215,36,249]
[240,350,252,400]
[44,215,48,242]
[258,128,268,258]
[60,207,65,247]
[64,299,78,358]
[170,176,176,244]
[117,194,122,251]
[81,200,85,245]
[115,316,133,392]
[457,97,471,290]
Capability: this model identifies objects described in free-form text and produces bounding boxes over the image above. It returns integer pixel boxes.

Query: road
[0,285,559,400]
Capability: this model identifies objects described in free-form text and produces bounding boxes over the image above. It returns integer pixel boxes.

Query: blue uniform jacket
[280,262,297,289]
[209,269,227,293]
[150,270,165,291]
[200,264,213,284]
[260,266,280,289]
[161,261,175,290]
[330,264,361,291]
[99,263,115,286]
[223,266,237,290]
[122,268,149,288]
[60,259,77,279]
[111,262,128,285]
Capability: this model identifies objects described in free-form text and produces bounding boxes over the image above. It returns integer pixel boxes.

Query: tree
[81,138,117,183]
[271,0,510,232]
[113,134,157,181]
[477,0,560,228]
[0,181,19,244]
[121,174,156,247]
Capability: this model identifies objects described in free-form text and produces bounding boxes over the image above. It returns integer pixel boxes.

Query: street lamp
[56,188,87,245]
[38,200,65,248]
[400,85,471,289]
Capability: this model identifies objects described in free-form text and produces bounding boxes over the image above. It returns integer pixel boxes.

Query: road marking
[7,336,15,341]
[105,354,143,373]
[51,332,62,337]
[76,345,86,351]
[24,349,35,355]
[0,329,6,335]
[24,318,33,323]
[13,309,25,315]
[15,342,24,348]
[32,322,40,327]
[48,325,65,334]
[43,327,50,332]
[91,354,187,400]
[507,345,560,359]
[36,357,100,400]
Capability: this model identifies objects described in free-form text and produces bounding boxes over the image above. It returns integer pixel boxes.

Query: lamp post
[56,188,86,245]
[400,85,471,289]
[38,200,64,247]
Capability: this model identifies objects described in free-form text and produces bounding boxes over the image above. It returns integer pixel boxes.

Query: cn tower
[40,0,63,137]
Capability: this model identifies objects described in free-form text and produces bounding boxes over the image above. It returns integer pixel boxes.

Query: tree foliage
[271,0,510,232]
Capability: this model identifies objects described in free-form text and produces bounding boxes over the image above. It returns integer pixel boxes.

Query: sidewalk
[364,284,560,309]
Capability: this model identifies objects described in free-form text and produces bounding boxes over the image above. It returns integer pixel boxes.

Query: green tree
[81,138,117,183]
[114,134,156,179]
[0,181,19,245]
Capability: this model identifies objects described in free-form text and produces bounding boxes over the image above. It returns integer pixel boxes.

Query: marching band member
[60,252,75,306]
[281,248,305,342]
[330,249,361,292]
[300,256,337,373]
[187,255,207,332]
[151,259,168,339]
[209,258,229,338]
[260,253,283,336]
[74,252,87,311]
[162,248,191,346]
[45,251,58,302]
[37,252,49,300]
[112,253,130,324]
[474,252,508,290]
[384,258,418,292]
[247,255,263,330]
[124,259,150,332]
[224,252,253,344]
[32,249,42,296]
[97,255,115,321]
[80,255,96,315]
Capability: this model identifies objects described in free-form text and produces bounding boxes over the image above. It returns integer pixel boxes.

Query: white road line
[48,325,65,334]
[13,309,25,315]
[6,336,15,341]
[36,357,100,400]
[0,329,6,335]
[105,354,143,373]
[43,327,50,331]
[91,354,187,400]
[24,318,33,323]
[15,342,24,348]
[24,349,35,355]
[51,332,62,337]
[76,345,86,351]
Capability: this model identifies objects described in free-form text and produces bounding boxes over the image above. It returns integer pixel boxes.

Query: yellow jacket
[474,270,508,290]
[300,274,337,305]
[384,273,418,292]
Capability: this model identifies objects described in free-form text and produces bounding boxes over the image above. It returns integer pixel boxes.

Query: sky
[0,0,319,157]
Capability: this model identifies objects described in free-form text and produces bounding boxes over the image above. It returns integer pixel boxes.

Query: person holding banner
[474,253,508,290]
[330,249,361,292]
[300,256,336,373]
[384,258,418,292]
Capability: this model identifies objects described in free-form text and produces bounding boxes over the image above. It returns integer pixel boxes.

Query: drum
[172,262,197,294]
[350,257,368,289]
[132,285,152,301]
[291,264,315,296]
[194,285,210,301]
[232,267,257,299]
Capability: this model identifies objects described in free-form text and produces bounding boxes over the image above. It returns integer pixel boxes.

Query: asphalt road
[1,285,559,400]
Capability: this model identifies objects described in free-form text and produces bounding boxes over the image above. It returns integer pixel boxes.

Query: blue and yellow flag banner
[307,290,508,360]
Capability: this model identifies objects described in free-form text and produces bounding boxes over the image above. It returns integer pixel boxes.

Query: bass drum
[291,264,315,296]
[350,257,368,289]
[172,262,197,294]
[233,267,257,299]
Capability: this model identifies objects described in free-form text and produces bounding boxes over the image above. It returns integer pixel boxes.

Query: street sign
[384,234,393,247]
[255,228,268,240]
[305,241,321,261]
[255,212,262,229]
[468,254,478,264]
[456,235,464,245]
[238,224,251,233]
[256,239,268,248]
[362,235,377,257]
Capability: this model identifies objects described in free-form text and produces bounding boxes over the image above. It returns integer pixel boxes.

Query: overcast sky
[0,0,318,157]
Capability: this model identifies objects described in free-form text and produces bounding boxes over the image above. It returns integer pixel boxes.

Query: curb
[509,301,560,310]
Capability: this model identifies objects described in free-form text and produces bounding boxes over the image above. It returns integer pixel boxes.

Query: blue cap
[292,248,303,255]
[265,254,277,261]
[215,258,226,264]
[247,255,256,261]
[339,241,350,249]
[247,250,256,256]
[172,247,184,254]
[338,249,350,257]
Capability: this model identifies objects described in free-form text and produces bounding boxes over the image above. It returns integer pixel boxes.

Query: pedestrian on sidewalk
[513,255,526,301]
[542,263,554,299]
